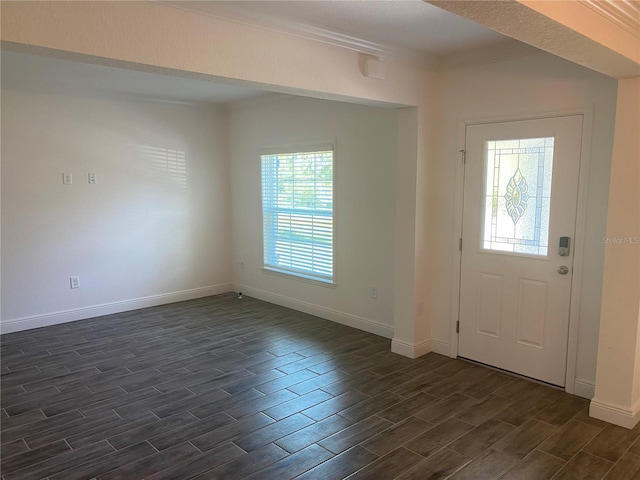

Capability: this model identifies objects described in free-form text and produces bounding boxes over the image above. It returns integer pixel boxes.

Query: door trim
[449,107,594,396]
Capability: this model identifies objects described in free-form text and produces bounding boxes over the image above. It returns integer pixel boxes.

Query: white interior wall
[425,52,618,393]
[0,1,425,108]
[0,43,620,401]
[1,87,232,331]
[228,95,398,337]
[590,76,640,428]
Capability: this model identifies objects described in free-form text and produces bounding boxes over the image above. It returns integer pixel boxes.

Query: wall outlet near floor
[88,173,97,184]
[369,286,377,299]
[70,276,80,289]
[62,173,73,185]
[238,259,245,269]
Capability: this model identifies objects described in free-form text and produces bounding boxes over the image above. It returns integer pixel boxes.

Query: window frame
[260,143,336,285]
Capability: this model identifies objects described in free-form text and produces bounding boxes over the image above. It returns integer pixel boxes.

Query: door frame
[449,107,594,396]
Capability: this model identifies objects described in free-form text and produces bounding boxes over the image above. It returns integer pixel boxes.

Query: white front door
[459,115,583,386]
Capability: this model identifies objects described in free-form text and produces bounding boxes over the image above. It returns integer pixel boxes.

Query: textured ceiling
[429,0,640,78]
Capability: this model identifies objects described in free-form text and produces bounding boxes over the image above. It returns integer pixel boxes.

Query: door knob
[558,265,569,275]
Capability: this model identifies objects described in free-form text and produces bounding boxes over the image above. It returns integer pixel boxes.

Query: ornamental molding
[579,0,640,39]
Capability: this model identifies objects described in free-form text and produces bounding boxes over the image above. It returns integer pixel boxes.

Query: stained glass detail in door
[483,137,554,256]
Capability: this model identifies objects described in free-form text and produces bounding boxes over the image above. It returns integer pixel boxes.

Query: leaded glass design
[483,137,554,256]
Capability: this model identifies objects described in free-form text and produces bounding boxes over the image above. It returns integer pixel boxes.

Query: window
[261,145,334,283]
[482,137,555,256]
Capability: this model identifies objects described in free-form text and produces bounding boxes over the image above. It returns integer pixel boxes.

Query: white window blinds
[261,147,334,283]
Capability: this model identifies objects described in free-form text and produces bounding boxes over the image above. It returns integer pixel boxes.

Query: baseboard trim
[237,285,394,339]
[0,284,234,334]
[430,339,451,357]
[573,379,595,400]
[391,338,432,359]
[589,397,640,429]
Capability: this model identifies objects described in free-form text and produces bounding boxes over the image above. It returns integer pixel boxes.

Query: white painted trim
[160,1,544,70]
[455,108,592,127]
[451,108,593,395]
[573,379,596,400]
[564,106,595,395]
[590,397,640,429]
[391,338,432,359]
[431,339,451,357]
[579,0,640,39]
[236,284,394,339]
[0,284,234,334]
[160,0,437,66]
[449,121,468,359]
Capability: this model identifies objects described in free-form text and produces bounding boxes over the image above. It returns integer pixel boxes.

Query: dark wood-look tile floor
[2,293,639,479]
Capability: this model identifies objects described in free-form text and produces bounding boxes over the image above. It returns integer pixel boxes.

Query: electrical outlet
[63,173,73,185]
[88,173,97,184]
[239,259,245,269]
[369,286,377,299]
[70,276,80,289]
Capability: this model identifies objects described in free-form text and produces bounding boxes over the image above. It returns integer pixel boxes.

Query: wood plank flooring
[1,293,639,479]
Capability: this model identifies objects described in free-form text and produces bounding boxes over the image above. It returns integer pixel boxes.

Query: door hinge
[456,321,460,334]
[459,149,466,164]
[459,238,463,251]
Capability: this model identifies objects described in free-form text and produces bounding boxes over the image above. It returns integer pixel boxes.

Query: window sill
[261,267,337,289]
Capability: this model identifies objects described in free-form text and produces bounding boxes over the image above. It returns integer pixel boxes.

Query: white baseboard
[236,284,394,339]
[0,284,234,334]
[390,338,452,359]
[391,338,432,359]
[430,339,451,357]
[590,397,640,429]
[573,379,595,400]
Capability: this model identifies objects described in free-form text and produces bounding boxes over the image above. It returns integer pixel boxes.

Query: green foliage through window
[261,148,334,282]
